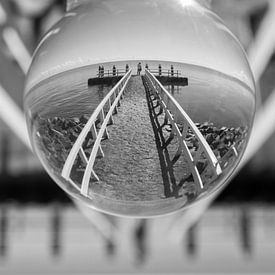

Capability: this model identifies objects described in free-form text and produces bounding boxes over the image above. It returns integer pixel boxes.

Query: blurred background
[0,0,275,274]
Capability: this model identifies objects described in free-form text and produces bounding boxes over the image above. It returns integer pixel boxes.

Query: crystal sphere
[24,0,256,217]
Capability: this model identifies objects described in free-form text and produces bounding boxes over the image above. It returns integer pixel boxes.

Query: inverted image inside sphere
[24,0,255,217]
[24,61,255,217]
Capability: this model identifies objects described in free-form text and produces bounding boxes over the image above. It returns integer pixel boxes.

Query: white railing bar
[100,109,110,139]
[91,124,104,157]
[80,72,132,196]
[160,96,204,189]
[97,70,128,77]
[219,146,236,167]
[145,69,222,176]
[80,143,100,181]
[68,178,81,192]
[61,69,132,180]
[149,70,181,75]
[146,75,204,190]
[79,147,88,163]
[108,98,114,124]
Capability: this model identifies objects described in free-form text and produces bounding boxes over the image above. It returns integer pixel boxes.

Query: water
[24,61,255,217]
[26,65,112,118]
[166,67,253,128]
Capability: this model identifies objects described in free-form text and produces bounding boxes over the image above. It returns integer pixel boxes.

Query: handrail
[149,69,181,77]
[80,78,129,195]
[97,69,128,78]
[144,69,222,191]
[61,69,132,193]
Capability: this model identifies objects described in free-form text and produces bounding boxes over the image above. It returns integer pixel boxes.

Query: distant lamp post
[24,0,255,217]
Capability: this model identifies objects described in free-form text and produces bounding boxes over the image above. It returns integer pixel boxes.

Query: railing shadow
[142,77,185,199]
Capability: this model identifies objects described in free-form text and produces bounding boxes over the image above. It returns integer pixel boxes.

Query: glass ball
[24,0,256,217]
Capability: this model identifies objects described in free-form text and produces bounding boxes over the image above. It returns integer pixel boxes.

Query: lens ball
[24,0,255,217]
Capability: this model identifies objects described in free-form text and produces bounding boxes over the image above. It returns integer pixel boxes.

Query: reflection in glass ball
[24,0,255,217]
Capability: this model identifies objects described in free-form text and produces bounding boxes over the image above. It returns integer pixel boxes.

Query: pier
[57,65,245,215]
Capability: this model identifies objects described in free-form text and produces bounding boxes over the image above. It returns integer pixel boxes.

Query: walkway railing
[97,69,128,78]
[149,69,181,78]
[61,69,132,196]
[144,69,222,192]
